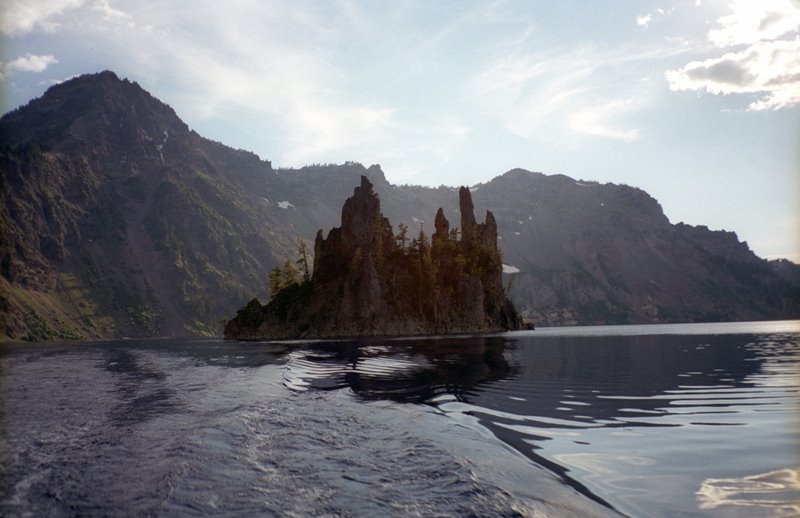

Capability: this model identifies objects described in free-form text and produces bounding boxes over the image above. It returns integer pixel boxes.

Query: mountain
[464,171,800,324]
[1,71,295,340]
[0,71,797,341]
[224,176,524,339]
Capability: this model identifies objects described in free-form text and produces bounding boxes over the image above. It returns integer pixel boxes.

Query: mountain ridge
[1,71,797,341]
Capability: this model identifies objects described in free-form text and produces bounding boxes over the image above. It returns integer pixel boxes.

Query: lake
[1,321,798,516]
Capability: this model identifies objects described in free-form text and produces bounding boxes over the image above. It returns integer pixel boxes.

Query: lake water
[1,321,798,517]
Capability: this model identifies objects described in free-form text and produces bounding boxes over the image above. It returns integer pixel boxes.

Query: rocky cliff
[465,170,800,325]
[0,71,295,340]
[1,71,797,341]
[224,176,524,339]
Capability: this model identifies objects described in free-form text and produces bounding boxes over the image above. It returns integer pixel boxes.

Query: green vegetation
[297,240,311,281]
[268,240,314,300]
[21,312,82,342]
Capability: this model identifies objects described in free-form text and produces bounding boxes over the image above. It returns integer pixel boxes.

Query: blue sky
[1,0,798,261]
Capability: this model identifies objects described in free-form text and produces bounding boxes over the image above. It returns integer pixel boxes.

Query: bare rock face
[6,71,794,342]
[224,177,525,340]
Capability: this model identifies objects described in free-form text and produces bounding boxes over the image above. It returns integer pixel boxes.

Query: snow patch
[412,217,423,224]
[278,201,295,210]
[518,220,524,225]
[528,215,533,220]
[513,231,520,236]
[502,264,520,274]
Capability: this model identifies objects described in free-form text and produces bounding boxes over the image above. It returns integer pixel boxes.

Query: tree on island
[297,239,311,281]
[396,222,409,251]
[268,240,310,299]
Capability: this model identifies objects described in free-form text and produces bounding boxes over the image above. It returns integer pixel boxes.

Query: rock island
[224,176,525,339]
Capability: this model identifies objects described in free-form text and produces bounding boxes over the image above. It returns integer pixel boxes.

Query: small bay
[2,321,798,517]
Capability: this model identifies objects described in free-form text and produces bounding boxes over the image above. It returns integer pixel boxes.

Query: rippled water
[2,321,798,517]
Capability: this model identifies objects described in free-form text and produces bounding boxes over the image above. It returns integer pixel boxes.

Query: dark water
[1,322,798,517]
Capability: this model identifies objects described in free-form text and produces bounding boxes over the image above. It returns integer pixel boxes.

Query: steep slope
[0,72,297,339]
[465,170,800,324]
[1,71,797,340]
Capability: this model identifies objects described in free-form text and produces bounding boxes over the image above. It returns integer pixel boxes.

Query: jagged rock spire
[340,176,380,249]
[482,210,498,252]
[433,207,450,246]
[459,186,477,235]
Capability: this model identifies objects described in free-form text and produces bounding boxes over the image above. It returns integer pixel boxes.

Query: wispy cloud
[568,99,641,142]
[282,103,397,164]
[0,0,84,35]
[465,42,687,144]
[81,2,477,176]
[91,0,134,27]
[666,0,800,110]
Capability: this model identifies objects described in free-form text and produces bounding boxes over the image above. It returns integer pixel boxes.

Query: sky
[1,0,799,262]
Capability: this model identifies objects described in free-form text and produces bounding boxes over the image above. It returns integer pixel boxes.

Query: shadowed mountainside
[1,71,797,340]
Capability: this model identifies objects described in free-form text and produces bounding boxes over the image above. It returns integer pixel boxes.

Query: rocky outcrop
[2,71,797,341]
[224,177,525,339]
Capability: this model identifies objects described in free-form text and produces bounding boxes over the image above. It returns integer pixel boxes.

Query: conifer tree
[281,259,299,287]
[268,267,283,299]
[396,223,409,251]
[416,223,429,253]
[297,240,310,281]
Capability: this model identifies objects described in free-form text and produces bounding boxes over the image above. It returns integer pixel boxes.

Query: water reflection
[282,330,800,517]
[283,333,767,423]
[696,467,800,515]
[283,336,514,402]
[477,333,766,424]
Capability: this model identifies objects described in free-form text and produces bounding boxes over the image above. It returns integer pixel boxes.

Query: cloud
[667,37,800,110]
[666,0,800,110]
[0,53,58,78]
[636,14,653,28]
[709,0,800,46]
[568,99,641,142]
[93,3,460,173]
[281,103,397,164]
[91,0,134,27]
[636,6,675,28]
[0,0,84,35]
[98,1,501,181]
[465,44,673,143]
